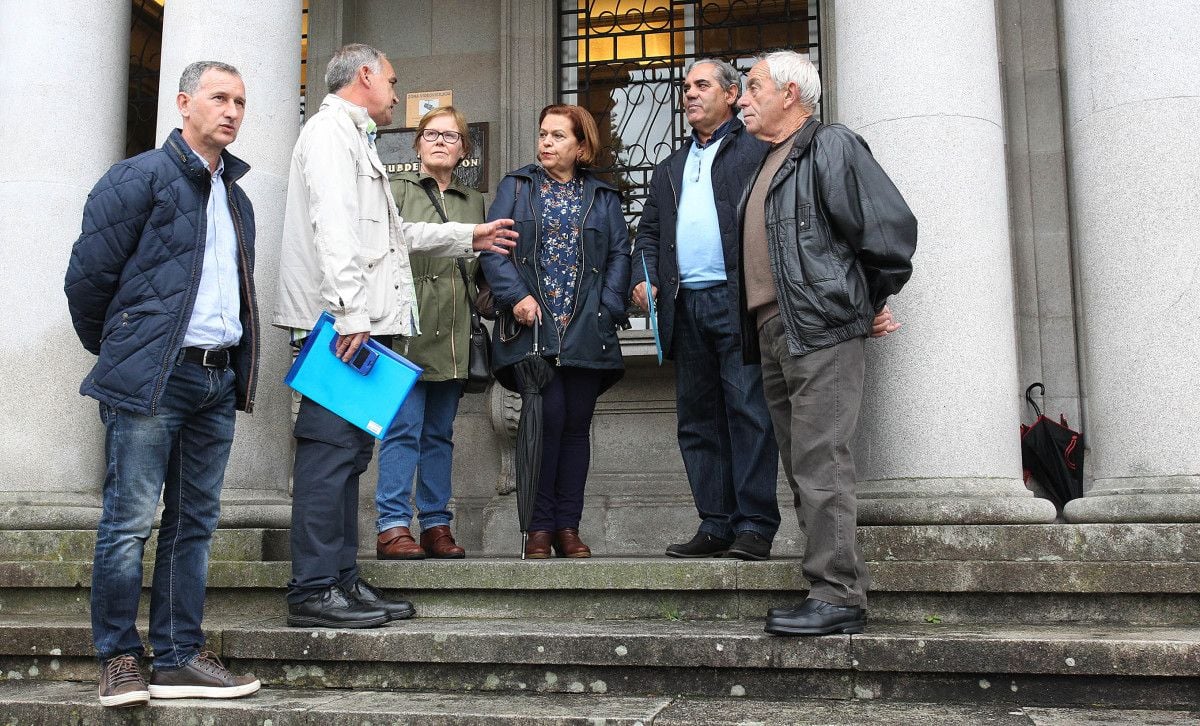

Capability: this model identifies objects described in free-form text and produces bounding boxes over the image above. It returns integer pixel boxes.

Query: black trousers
[287,395,375,604]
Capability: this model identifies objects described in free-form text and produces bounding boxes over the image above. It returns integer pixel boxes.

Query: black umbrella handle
[532,320,540,355]
[1025,382,1045,418]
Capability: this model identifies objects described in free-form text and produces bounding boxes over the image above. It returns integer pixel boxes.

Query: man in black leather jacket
[631,59,781,561]
[737,51,917,636]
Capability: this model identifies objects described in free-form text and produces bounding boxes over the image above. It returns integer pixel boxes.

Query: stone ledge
[4,558,1196,595]
[0,681,1196,725]
[4,523,1194,563]
[2,617,1196,679]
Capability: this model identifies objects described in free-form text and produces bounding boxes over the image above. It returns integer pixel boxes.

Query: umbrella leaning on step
[1020,382,1085,510]
[513,323,555,558]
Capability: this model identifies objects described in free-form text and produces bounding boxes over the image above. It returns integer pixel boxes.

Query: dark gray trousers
[758,316,871,607]
[287,395,375,605]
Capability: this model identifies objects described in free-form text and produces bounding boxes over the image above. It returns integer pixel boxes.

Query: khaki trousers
[758,316,870,606]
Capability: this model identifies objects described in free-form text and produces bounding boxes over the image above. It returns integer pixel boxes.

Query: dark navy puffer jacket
[65,129,260,415]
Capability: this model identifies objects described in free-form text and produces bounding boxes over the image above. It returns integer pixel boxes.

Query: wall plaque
[376,122,490,192]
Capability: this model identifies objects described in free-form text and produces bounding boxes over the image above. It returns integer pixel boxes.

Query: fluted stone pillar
[832,0,1055,524]
[156,0,303,527]
[1059,2,1200,523]
[499,0,556,172]
[0,1,130,528]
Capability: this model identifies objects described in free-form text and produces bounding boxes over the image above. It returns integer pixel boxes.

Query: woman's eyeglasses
[420,129,463,144]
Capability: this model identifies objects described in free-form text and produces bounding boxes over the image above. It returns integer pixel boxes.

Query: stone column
[499,0,556,171]
[831,0,1056,524]
[1059,2,1200,523]
[156,0,303,527]
[0,1,130,528]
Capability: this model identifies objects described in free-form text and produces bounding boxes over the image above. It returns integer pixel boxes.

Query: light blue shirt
[676,136,727,288]
[182,151,242,349]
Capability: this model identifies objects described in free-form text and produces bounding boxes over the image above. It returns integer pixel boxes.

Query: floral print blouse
[536,170,585,330]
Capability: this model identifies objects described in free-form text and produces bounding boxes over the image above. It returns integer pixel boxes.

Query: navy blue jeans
[91,360,235,670]
[530,366,604,532]
[376,378,464,532]
[673,285,780,541]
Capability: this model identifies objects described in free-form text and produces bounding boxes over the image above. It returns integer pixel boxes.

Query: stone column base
[1066,476,1200,523]
[858,477,1057,525]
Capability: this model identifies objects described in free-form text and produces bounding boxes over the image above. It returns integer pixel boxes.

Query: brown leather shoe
[377,526,425,560]
[524,530,553,559]
[420,525,465,559]
[554,528,592,558]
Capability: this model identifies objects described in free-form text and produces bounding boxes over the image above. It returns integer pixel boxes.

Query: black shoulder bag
[422,181,493,393]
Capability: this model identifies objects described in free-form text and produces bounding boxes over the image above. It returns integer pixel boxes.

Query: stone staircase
[0,524,1197,724]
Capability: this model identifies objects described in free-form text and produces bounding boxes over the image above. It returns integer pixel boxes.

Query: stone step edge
[3,559,1198,594]
[4,523,1198,562]
[4,619,1197,678]
[4,681,1194,726]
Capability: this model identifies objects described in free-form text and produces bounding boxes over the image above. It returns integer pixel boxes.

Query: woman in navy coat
[481,104,630,559]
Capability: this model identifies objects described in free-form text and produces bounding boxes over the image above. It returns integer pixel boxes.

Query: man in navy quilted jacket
[65,61,261,708]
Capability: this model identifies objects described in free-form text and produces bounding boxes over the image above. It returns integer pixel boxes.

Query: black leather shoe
[287,585,389,629]
[348,578,415,622]
[764,598,866,636]
[727,531,772,561]
[665,531,733,558]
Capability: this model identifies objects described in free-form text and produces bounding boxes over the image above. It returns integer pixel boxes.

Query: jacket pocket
[356,160,389,257]
[355,250,390,321]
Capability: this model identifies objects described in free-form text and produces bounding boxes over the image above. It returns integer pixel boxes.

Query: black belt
[179,346,231,368]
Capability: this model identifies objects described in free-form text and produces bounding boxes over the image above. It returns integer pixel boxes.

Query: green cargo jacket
[390,172,486,381]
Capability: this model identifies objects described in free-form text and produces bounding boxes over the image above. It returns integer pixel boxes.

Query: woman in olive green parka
[375,107,485,561]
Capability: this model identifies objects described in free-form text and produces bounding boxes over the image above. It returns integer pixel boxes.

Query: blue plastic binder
[642,252,663,365]
[284,312,422,439]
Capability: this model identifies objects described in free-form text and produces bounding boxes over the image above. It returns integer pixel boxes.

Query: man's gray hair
[326,44,385,94]
[178,61,241,95]
[685,58,743,103]
[760,50,822,113]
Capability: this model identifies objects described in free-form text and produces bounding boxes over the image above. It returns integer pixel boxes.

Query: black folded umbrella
[1020,382,1084,509]
[513,324,554,558]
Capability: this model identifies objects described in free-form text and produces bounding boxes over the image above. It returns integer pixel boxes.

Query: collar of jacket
[507,162,616,195]
[669,116,749,194]
[162,128,251,185]
[405,170,475,199]
[320,93,375,137]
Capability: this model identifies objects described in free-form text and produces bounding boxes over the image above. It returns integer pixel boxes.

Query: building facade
[1,0,1196,555]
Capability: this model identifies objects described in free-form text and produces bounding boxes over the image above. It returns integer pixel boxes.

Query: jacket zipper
[151,138,208,415]
[228,188,258,413]
[523,177,554,358]
[668,159,681,301]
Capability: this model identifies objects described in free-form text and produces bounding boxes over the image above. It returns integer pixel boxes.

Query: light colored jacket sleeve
[399,219,474,256]
[299,116,373,333]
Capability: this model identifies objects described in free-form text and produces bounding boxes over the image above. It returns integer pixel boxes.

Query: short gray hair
[326,44,385,94]
[685,58,743,104]
[760,50,822,113]
[178,61,241,95]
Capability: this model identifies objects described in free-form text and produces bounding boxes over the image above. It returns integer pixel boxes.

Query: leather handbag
[421,180,493,393]
[456,258,493,393]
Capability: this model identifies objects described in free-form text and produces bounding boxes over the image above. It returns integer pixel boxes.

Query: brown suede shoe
[377,526,426,559]
[554,528,592,558]
[420,525,465,559]
[524,530,553,559]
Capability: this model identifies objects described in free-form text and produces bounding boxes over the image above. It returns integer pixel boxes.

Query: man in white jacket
[275,44,516,628]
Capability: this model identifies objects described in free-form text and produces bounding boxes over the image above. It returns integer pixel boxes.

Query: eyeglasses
[420,129,462,144]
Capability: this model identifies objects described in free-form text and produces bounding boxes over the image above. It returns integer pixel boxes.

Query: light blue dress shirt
[676,135,727,289]
[182,151,243,349]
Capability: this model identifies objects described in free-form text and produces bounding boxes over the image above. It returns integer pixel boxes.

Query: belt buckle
[202,348,227,367]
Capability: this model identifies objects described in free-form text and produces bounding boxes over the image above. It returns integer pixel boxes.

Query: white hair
[761,50,821,113]
[326,44,384,94]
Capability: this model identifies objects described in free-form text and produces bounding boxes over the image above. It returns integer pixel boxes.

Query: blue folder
[642,252,663,365]
[284,312,422,439]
